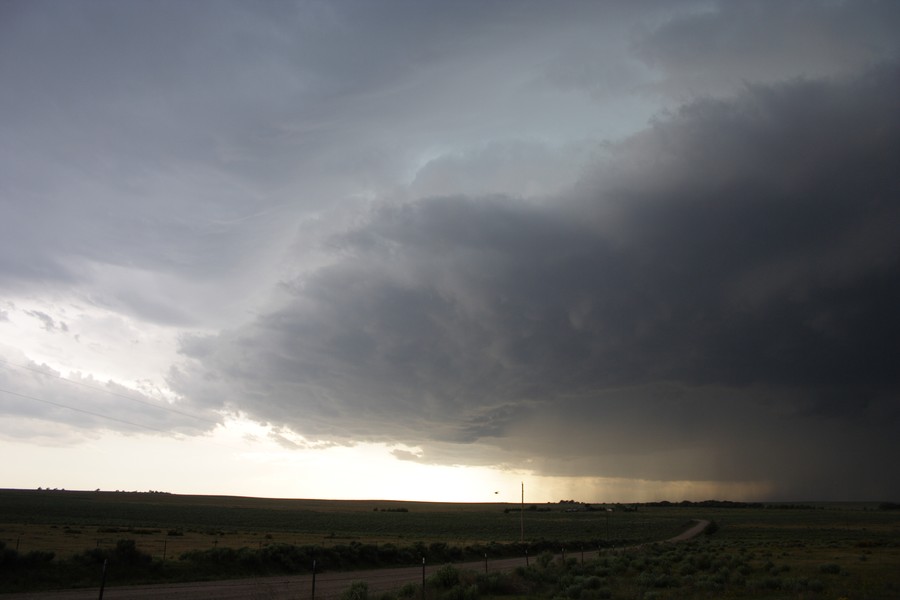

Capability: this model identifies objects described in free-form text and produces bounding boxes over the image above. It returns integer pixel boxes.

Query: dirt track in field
[4,520,710,599]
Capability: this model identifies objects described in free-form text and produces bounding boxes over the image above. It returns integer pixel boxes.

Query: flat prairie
[2,490,900,599]
[0,489,685,558]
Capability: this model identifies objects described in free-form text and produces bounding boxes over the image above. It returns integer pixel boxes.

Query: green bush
[340,581,369,600]
[440,583,478,600]
[475,571,516,594]
[428,563,460,588]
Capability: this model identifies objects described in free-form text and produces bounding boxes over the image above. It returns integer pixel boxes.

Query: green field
[2,489,899,599]
[0,489,685,559]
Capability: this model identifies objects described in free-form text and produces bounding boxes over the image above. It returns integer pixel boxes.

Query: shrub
[819,563,841,574]
[341,581,369,600]
[537,551,555,568]
[746,576,782,590]
[428,564,460,588]
[475,572,516,594]
[440,583,478,600]
[20,551,55,567]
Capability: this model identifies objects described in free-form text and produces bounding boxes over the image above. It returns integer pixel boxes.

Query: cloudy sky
[2,0,899,503]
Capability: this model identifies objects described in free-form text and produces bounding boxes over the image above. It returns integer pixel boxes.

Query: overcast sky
[2,0,899,503]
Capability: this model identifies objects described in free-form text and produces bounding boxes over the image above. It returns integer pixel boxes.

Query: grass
[2,489,899,598]
[0,489,683,559]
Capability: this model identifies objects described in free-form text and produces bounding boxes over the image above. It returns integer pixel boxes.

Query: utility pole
[520,481,524,543]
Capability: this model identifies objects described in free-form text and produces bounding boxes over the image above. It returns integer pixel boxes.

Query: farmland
[2,489,900,598]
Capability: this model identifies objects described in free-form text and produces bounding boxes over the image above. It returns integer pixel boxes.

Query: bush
[112,539,151,566]
[475,572,516,594]
[428,564,460,588]
[20,551,55,567]
[442,583,479,600]
[537,551,555,568]
[819,563,841,574]
[341,581,369,600]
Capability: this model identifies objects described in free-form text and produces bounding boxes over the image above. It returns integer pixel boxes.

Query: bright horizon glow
[1,316,773,504]
[0,413,774,504]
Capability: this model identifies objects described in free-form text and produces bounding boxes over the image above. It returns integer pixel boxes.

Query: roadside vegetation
[355,534,900,600]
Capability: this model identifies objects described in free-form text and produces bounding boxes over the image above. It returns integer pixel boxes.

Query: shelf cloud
[2,0,899,500]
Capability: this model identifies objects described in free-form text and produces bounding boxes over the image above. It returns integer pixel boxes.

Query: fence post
[525,548,529,567]
[311,559,316,600]
[98,559,108,600]
[421,557,425,600]
[484,553,488,574]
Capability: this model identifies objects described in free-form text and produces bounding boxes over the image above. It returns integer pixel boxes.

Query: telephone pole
[520,481,524,543]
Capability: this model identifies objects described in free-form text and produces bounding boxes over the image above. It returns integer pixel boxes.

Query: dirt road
[4,520,710,599]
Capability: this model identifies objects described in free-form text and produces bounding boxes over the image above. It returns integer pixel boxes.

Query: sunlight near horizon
[0,415,774,504]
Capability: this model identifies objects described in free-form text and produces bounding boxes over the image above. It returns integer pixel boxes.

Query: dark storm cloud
[175,64,900,498]
[4,0,900,499]
[634,0,900,95]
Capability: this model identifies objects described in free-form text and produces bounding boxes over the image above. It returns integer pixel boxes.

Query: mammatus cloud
[172,65,900,500]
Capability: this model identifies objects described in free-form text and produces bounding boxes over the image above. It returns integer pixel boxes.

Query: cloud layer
[174,65,900,499]
[3,1,899,500]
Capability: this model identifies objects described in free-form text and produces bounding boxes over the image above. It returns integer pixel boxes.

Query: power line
[0,386,176,436]
[0,356,217,427]
[0,385,267,458]
[0,357,293,456]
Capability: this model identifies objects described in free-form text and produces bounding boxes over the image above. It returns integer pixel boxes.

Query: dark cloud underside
[175,65,900,499]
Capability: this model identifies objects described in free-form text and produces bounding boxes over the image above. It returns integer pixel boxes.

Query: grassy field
[2,489,899,598]
[0,489,685,559]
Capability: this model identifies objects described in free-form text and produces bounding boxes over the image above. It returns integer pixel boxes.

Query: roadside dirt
[3,520,710,599]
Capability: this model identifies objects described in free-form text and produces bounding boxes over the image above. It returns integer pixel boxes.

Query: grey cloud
[0,348,219,440]
[5,1,899,500]
[634,0,900,96]
[174,64,900,499]
[391,449,424,463]
[25,310,59,332]
[409,141,594,201]
[0,0,668,326]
